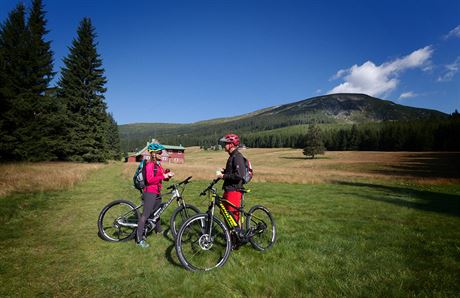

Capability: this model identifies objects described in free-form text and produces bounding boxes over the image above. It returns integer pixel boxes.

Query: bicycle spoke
[98,200,139,242]
[246,206,276,251]
[176,215,231,271]
[170,205,200,238]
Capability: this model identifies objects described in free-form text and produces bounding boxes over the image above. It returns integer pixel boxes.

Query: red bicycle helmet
[219,134,240,146]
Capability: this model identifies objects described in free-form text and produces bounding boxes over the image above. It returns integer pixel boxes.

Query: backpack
[133,160,158,190]
[242,157,253,184]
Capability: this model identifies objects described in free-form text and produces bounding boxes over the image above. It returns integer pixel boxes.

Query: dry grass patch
[122,148,460,185]
[0,162,104,197]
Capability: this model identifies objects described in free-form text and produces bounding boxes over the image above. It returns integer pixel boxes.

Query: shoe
[137,240,150,248]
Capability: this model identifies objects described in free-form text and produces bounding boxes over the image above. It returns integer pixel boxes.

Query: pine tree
[23,0,65,161]
[303,124,325,159]
[28,0,54,95]
[0,4,30,161]
[0,1,61,161]
[107,112,122,160]
[58,17,110,162]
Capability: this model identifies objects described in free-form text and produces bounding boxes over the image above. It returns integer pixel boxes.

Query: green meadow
[1,155,459,297]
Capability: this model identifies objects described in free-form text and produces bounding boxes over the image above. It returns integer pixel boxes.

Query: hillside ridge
[119,93,447,151]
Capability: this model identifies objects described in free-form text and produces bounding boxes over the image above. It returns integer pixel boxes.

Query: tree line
[0,0,121,162]
[121,113,459,154]
[241,114,460,151]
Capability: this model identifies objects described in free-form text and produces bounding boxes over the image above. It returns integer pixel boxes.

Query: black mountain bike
[98,176,199,242]
[175,178,276,271]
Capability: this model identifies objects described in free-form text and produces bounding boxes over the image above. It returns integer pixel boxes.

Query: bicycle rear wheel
[170,204,200,238]
[175,214,231,271]
[98,199,139,242]
[246,205,276,251]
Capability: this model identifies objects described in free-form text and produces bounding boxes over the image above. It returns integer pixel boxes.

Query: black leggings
[136,192,162,242]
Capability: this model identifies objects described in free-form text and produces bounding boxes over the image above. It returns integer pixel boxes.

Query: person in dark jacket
[136,143,174,248]
[216,134,245,228]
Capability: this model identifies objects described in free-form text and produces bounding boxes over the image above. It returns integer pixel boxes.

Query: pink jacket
[143,161,164,194]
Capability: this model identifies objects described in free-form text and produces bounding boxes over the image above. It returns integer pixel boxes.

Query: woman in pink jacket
[136,143,174,248]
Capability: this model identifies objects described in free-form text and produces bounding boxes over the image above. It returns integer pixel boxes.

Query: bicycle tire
[98,199,139,242]
[169,204,200,238]
[175,213,232,272]
[246,205,276,251]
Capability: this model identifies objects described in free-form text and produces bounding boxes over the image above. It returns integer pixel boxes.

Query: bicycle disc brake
[198,234,213,250]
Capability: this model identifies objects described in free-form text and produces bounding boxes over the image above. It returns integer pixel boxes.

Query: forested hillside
[120,93,450,152]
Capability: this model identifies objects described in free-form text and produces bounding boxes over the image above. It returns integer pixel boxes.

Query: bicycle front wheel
[170,204,200,238]
[98,199,139,242]
[246,205,276,251]
[175,214,232,271]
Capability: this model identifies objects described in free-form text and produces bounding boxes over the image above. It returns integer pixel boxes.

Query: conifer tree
[0,4,30,160]
[23,0,65,161]
[0,1,61,161]
[303,124,325,159]
[58,17,110,162]
[107,112,122,160]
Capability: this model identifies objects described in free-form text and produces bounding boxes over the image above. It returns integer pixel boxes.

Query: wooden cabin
[126,139,185,164]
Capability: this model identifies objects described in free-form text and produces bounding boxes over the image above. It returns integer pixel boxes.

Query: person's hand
[163,170,175,180]
[216,171,224,179]
[164,172,175,179]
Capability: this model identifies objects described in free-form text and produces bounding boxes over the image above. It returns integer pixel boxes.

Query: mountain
[119,93,447,152]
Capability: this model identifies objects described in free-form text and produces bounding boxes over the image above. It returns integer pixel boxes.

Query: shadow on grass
[161,226,183,268]
[370,152,460,179]
[164,243,182,268]
[281,156,328,160]
[332,180,460,217]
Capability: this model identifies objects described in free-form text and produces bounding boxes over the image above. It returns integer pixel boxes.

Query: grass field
[1,149,459,297]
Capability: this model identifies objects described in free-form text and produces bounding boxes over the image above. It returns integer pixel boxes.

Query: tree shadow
[332,180,460,217]
[280,156,328,160]
[369,152,460,179]
[281,157,309,160]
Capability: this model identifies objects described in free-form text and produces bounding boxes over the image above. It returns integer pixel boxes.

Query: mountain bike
[98,176,199,242]
[175,178,276,271]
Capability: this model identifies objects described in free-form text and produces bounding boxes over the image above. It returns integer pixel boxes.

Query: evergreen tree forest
[0,0,121,162]
[120,112,459,153]
[240,115,460,151]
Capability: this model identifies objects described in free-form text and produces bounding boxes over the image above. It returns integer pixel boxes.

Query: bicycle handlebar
[199,178,221,196]
[167,176,193,190]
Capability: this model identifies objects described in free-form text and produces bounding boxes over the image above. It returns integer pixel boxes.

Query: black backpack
[133,160,158,190]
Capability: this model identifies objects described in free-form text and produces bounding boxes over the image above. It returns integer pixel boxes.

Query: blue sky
[1,0,459,124]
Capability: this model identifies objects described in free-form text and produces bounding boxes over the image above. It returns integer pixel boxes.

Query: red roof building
[126,139,185,164]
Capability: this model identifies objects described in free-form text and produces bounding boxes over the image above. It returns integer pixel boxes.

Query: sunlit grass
[0,162,104,197]
[125,148,460,185]
[1,162,459,296]
[1,151,459,296]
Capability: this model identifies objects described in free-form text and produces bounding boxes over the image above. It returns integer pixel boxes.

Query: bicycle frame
[117,176,192,229]
[202,179,247,233]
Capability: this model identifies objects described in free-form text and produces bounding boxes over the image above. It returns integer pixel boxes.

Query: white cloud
[398,91,417,99]
[328,46,433,97]
[437,56,460,82]
[444,25,460,40]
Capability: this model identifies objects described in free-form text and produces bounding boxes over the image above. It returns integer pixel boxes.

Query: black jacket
[222,149,245,192]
